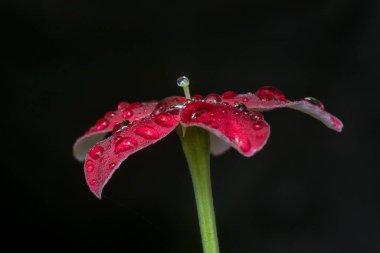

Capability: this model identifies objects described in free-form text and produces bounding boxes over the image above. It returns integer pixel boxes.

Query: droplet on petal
[112,120,130,135]
[89,145,104,160]
[122,109,134,119]
[135,126,160,139]
[89,179,97,186]
[155,113,174,127]
[303,97,326,110]
[252,120,265,130]
[249,111,264,121]
[204,93,222,104]
[95,118,110,130]
[86,165,94,172]
[118,102,130,110]
[192,94,203,100]
[226,130,252,153]
[105,111,116,118]
[242,97,249,102]
[86,160,93,166]
[115,137,138,154]
[109,163,116,171]
[255,86,286,102]
[222,91,237,99]
[234,103,247,111]
[129,102,143,109]
[177,76,190,87]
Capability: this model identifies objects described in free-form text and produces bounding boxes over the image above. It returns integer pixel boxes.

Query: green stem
[177,126,220,253]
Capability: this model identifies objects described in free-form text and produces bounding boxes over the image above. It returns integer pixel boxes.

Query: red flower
[73,86,343,198]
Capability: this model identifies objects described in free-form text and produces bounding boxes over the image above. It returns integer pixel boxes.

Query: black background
[2,0,380,252]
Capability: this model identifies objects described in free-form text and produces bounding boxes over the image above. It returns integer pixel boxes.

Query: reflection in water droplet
[155,113,174,127]
[255,86,286,101]
[114,137,138,154]
[177,76,190,87]
[89,145,104,159]
[303,97,325,110]
[118,102,130,110]
[112,120,130,135]
[234,103,247,111]
[95,118,110,130]
[135,126,160,139]
[204,94,222,104]
[122,109,134,119]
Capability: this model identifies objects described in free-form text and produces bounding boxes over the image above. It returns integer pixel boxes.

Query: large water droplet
[122,109,134,119]
[114,137,138,154]
[177,76,190,87]
[155,113,174,127]
[112,120,130,135]
[95,118,110,130]
[89,145,104,160]
[86,165,94,172]
[255,86,286,102]
[303,97,325,110]
[222,91,237,99]
[118,102,130,110]
[135,126,160,139]
[204,93,222,104]
[234,103,247,111]
[227,131,251,153]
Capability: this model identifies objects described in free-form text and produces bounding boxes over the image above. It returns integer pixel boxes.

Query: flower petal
[222,93,343,132]
[73,101,158,161]
[210,133,232,156]
[180,101,270,157]
[84,113,180,198]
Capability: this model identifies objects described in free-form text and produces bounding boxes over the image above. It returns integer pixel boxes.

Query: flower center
[177,76,191,99]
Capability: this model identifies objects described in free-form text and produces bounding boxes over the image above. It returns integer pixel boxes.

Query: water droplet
[89,145,104,160]
[227,131,251,153]
[177,76,190,87]
[135,126,160,139]
[95,118,110,130]
[255,86,286,101]
[204,93,222,104]
[303,97,325,110]
[234,103,247,111]
[89,179,97,186]
[118,102,130,110]
[115,137,138,154]
[112,120,130,135]
[192,94,203,100]
[242,97,249,102]
[222,91,237,99]
[105,111,116,118]
[191,110,208,119]
[109,163,116,170]
[122,109,134,119]
[86,165,94,172]
[86,160,93,166]
[249,111,264,121]
[252,120,265,130]
[155,113,174,127]
[221,109,227,114]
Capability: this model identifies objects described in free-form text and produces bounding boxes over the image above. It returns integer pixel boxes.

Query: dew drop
[109,163,116,171]
[242,97,249,102]
[204,93,222,104]
[114,137,138,154]
[249,111,264,121]
[122,109,134,119]
[222,91,237,99]
[252,120,265,130]
[255,86,286,101]
[89,179,97,186]
[105,111,116,118]
[135,126,160,139]
[234,103,247,111]
[112,120,130,135]
[155,113,174,127]
[303,97,325,110]
[95,118,110,130]
[221,109,227,114]
[86,165,94,172]
[86,160,93,166]
[227,131,251,153]
[118,102,130,110]
[177,76,190,87]
[89,145,104,160]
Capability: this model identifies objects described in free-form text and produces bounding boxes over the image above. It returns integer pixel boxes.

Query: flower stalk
[177,126,220,253]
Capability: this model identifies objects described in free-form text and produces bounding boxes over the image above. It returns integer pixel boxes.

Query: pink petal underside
[221,93,343,132]
[73,101,158,161]
[180,101,270,157]
[84,112,180,198]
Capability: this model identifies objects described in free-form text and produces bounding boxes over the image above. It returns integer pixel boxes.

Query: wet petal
[210,133,231,156]
[180,101,270,157]
[73,101,158,161]
[84,113,180,198]
[221,92,343,132]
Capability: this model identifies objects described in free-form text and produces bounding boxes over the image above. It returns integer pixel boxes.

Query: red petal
[180,101,270,157]
[221,93,343,132]
[84,113,180,198]
[73,101,158,161]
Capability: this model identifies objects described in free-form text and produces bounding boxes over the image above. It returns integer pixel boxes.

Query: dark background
[2,0,380,252]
